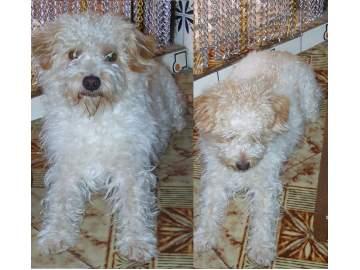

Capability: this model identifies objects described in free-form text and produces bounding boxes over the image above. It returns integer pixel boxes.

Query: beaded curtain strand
[193,0,209,74]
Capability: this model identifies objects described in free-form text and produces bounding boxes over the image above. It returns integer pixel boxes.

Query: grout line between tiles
[212,248,232,268]
[104,215,115,268]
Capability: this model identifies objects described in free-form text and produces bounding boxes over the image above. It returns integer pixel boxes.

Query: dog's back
[229,50,322,123]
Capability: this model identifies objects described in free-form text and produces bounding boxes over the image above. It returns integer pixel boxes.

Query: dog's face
[32,14,155,116]
[195,80,289,172]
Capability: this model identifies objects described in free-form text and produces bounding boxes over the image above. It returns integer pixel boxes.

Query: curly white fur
[194,51,321,266]
[32,14,186,262]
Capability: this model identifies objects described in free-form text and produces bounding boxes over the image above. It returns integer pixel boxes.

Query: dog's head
[194,79,289,172]
[32,14,156,116]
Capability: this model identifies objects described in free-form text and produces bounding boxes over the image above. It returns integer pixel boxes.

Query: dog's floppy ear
[32,22,61,70]
[127,30,156,73]
[194,94,218,134]
[271,95,290,133]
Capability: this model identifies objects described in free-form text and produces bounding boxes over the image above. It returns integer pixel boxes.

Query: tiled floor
[193,42,328,269]
[31,70,193,268]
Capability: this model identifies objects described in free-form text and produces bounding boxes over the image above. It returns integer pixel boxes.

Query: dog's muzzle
[82,75,101,92]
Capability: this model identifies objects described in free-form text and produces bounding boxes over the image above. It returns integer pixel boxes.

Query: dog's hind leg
[172,89,187,132]
[299,64,323,122]
[162,71,187,132]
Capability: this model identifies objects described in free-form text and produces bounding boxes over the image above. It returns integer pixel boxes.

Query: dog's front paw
[37,230,77,255]
[247,245,276,267]
[116,235,156,262]
[194,228,217,252]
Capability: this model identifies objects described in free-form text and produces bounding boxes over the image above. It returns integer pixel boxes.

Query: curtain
[193,0,327,75]
[31,0,173,48]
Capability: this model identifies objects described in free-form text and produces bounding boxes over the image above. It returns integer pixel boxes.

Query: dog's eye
[104,52,117,62]
[68,49,81,60]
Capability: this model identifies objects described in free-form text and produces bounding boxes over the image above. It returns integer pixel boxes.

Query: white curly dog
[32,14,185,262]
[194,51,322,266]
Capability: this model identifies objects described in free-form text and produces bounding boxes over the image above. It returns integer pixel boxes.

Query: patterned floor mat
[31,70,193,268]
[193,42,328,269]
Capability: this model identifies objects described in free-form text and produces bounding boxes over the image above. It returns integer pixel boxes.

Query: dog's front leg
[38,166,88,254]
[194,172,230,252]
[246,183,281,266]
[106,169,158,262]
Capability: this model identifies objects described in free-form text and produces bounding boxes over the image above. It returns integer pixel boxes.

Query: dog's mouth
[79,90,103,98]
[74,90,118,117]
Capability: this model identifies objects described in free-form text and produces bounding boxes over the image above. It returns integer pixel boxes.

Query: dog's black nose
[82,75,101,91]
[235,161,250,171]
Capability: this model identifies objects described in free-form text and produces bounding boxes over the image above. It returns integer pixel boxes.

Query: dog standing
[194,51,322,266]
[32,14,186,261]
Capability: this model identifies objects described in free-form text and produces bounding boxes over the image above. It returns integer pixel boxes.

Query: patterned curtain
[31,0,173,48]
[193,0,327,75]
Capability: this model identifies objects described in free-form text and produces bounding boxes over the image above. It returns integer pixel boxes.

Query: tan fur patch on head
[128,31,156,73]
[271,95,290,133]
[194,94,219,134]
[32,23,61,70]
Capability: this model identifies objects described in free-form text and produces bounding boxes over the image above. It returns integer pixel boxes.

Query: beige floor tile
[282,154,321,188]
